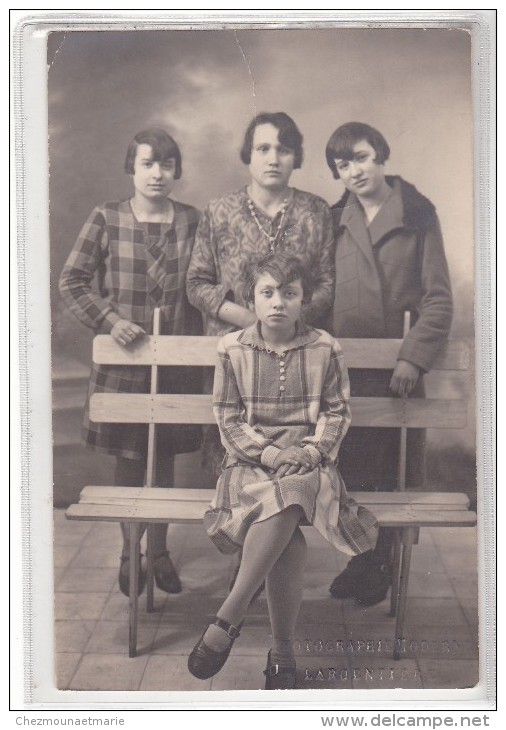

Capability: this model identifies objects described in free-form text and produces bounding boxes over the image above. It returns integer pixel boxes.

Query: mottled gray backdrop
[48,28,475,504]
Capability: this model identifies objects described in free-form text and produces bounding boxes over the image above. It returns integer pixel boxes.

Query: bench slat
[66,501,207,522]
[90,393,467,429]
[352,491,470,507]
[78,486,470,509]
[79,486,214,502]
[350,397,467,428]
[93,336,469,371]
[66,500,476,527]
[73,496,468,513]
[370,507,476,528]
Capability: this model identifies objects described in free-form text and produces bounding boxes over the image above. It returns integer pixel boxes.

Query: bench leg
[389,530,402,617]
[128,523,141,658]
[146,525,155,613]
[393,527,418,660]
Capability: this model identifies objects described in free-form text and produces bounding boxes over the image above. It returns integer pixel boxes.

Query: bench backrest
[90,334,470,430]
[90,308,469,491]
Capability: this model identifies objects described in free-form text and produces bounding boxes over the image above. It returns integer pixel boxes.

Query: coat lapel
[339,195,376,268]
[367,180,404,246]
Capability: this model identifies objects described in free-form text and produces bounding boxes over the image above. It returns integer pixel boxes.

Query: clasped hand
[273,446,315,478]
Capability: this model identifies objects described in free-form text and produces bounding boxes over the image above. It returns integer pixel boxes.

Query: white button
[280,375,286,381]
[279,386,285,392]
[279,360,285,366]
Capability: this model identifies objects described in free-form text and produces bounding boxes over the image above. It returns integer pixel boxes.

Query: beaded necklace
[247,195,290,251]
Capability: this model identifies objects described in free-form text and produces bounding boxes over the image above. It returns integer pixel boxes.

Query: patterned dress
[186,186,336,475]
[59,199,202,460]
[186,187,335,337]
[203,322,379,556]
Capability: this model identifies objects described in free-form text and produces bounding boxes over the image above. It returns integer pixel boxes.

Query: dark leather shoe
[188,618,241,680]
[329,551,391,604]
[264,650,297,690]
[354,563,391,606]
[153,551,182,594]
[329,554,371,598]
[118,554,146,597]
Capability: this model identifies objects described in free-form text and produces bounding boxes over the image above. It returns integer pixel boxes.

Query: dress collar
[238,320,320,352]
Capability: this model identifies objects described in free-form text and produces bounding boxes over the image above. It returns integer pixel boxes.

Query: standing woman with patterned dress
[59,128,202,598]
[186,111,335,477]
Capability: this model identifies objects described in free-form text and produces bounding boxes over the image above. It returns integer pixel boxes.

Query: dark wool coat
[331,176,452,372]
[330,176,453,491]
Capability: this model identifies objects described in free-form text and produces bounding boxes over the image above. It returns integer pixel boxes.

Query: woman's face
[254,272,303,337]
[131,143,176,201]
[249,123,295,192]
[333,139,386,200]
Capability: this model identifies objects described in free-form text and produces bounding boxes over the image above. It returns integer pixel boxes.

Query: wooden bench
[66,313,476,659]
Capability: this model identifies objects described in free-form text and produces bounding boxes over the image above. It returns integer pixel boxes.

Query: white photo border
[11,9,496,712]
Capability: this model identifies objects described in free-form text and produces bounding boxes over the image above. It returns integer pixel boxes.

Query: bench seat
[67,487,475,527]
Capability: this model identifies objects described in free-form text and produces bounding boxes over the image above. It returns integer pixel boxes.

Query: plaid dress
[59,199,202,459]
[204,323,379,556]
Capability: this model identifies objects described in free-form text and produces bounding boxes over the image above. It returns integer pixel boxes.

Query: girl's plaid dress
[204,322,378,556]
[59,199,202,460]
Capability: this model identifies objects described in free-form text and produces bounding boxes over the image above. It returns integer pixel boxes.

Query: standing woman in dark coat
[325,122,453,605]
[59,128,202,598]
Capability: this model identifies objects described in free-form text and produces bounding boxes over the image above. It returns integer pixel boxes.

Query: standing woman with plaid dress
[59,128,202,597]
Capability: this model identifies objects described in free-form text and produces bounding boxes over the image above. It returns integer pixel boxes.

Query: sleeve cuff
[193,284,230,319]
[398,340,440,373]
[261,445,281,469]
[303,445,322,469]
[99,308,119,333]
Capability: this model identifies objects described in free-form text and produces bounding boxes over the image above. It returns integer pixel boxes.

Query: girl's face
[131,143,176,201]
[253,272,303,339]
[249,123,295,192]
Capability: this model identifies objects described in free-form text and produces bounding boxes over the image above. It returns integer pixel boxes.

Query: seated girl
[187,252,378,689]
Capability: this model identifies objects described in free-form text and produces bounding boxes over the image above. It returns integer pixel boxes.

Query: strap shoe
[264,650,297,690]
[188,618,241,679]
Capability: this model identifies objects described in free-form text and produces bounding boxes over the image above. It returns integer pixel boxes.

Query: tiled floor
[54,509,479,692]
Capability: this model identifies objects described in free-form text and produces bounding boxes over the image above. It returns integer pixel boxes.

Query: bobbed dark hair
[240,112,304,169]
[325,122,390,180]
[124,128,182,179]
[242,252,314,306]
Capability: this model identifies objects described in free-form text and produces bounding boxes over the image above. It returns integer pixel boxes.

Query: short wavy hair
[124,128,182,179]
[325,122,390,180]
[240,112,304,169]
[242,252,313,306]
